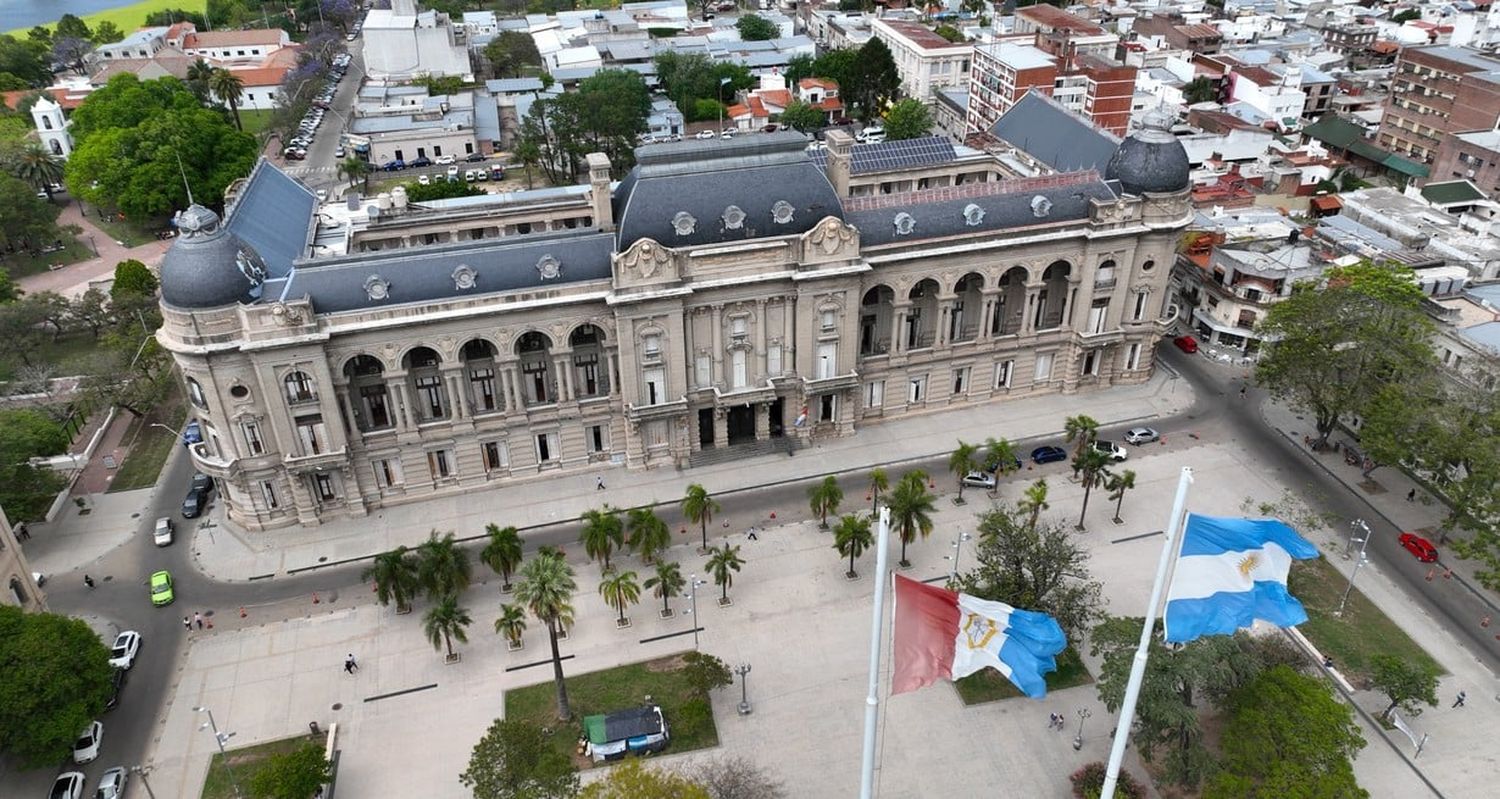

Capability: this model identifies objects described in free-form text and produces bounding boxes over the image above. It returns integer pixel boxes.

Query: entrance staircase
[688,436,800,468]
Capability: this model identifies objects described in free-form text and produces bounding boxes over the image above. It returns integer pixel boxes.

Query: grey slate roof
[485,78,545,94]
[273,231,615,314]
[226,159,316,282]
[613,132,843,250]
[991,90,1120,174]
[474,97,501,143]
[845,174,1118,247]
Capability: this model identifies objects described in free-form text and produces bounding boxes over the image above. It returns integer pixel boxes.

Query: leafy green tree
[1203,667,1366,799]
[964,506,1103,645]
[423,593,473,661]
[362,545,421,613]
[460,718,579,799]
[1183,75,1217,104]
[681,650,733,696]
[626,507,672,563]
[0,269,19,304]
[779,99,826,133]
[185,58,215,103]
[485,30,542,78]
[514,550,578,720]
[54,15,92,42]
[681,483,720,552]
[882,98,932,140]
[687,755,787,799]
[1070,762,1146,799]
[66,288,110,340]
[948,439,981,502]
[417,530,472,601]
[337,156,371,191]
[495,603,527,648]
[808,475,844,529]
[598,568,642,625]
[785,53,816,85]
[1105,469,1136,524]
[580,504,625,570]
[1393,8,1421,23]
[6,143,65,198]
[481,523,523,591]
[76,324,174,420]
[91,22,124,46]
[850,38,900,121]
[0,35,52,87]
[1255,261,1436,448]
[0,298,52,369]
[402,178,486,202]
[867,466,889,514]
[110,259,158,300]
[888,472,935,567]
[933,24,966,43]
[208,68,245,130]
[1063,414,1100,464]
[705,542,744,603]
[1072,448,1112,529]
[654,51,753,121]
[0,173,61,252]
[417,75,467,96]
[833,514,873,578]
[579,759,712,799]
[246,742,332,799]
[0,607,114,766]
[737,14,778,41]
[645,560,685,617]
[1369,654,1438,720]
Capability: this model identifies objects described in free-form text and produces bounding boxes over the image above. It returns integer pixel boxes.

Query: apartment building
[871,18,973,103]
[1377,45,1500,164]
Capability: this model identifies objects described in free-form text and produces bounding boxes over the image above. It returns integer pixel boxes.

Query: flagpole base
[737,701,752,716]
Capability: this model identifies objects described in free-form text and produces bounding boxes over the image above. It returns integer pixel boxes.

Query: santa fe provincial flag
[891,574,1066,698]
[1163,513,1320,643]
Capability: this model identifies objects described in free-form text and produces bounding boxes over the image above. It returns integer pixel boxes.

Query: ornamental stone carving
[772,200,795,224]
[452,264,477,290]
[270,302,306,326]
[536,255,562,280]
[807,216,856,256]
[620,237,672,280]
[365,275,390,301]
[1031,195,1053,218]
[963,204,985,227]
[722,205,746,230]
[893,212,916,236]
[672,211,697,236]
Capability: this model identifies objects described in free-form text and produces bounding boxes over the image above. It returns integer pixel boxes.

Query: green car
[150,570,174,607]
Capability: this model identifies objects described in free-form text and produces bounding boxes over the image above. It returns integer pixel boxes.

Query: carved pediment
[617,237,675,282]
[803,216,860,261]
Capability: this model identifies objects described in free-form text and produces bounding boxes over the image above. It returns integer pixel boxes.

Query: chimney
[824,129,854,197]
[586,152,615,232]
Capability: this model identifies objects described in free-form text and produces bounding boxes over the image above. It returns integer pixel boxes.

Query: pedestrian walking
[183,616,192,630]
[1453,691,1467,708]
[345,653,359,674]
[596,475,606,491]
[747,527,758,541]
[1239,386,1247,399]
[1407,489,1417,502]
[194,612,204,629]
[83,574,95,589]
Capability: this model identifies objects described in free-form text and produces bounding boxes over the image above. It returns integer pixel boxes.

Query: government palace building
[156,114,1192,532]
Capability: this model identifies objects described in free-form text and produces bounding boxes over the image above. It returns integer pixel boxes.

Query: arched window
[186,377,207,409]
[283,371,317,404]
[9,577,27,605]
[42,116,52,130]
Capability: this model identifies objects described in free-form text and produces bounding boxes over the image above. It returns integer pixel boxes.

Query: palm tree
[984,437,1020,483]
[598,568,641,626]
[514,550,578,721]
[11,145,64,199]
[337,156,372,192]
[423,594,472,662]
[361,545,421,613]
[833,514,873,579]
[417,531,472,601]
[705,543,744,604]
[494,602,527,649]
[209,67,246,131]
[644,560,685,618]
[867,467,889,514]
[579,505,624,570]
[887,476,935,568]
[1184,75,1217,104]
[480,523,523,592]
[1064,414,1101,467]
[948,440,981,503]
[1074,448,1112,529]
[186,58,214,101]
[1019,479,1050,532]
[1106,469,1137,524]
[626,507,671,563]
[808,475,843,529]
[681,483,721,552]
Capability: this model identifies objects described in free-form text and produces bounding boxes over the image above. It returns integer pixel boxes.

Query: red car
[1399,532,1438,563]
[1172,335,1199,353]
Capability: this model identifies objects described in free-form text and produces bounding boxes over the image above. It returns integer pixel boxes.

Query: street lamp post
[194,706,243,799]
[130,765,159,799]
[1336,520,1372,617]
[686,574,708,650]
[87,234,98,257]
[735,663,753,715]
[1073,707,1092,751]
[944,532,973,587]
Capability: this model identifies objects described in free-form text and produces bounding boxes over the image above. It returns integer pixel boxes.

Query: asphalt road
[39,344,1500,784]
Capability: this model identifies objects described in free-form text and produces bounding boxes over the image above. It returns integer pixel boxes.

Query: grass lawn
[88,211,167,249]
[8,0,204,36]
[503,654,720,769]
[953,645,1093,705]
[0,239,94,279]
[202,734,319,799]
[107,395,186,493]
[1290,556,1444,685]
[0,332,104,382]
[238,109,275,136]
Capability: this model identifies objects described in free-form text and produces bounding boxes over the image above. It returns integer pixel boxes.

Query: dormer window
[894,212,916,236]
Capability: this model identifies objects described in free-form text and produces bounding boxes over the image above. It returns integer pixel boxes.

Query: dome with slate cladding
[1105,108,1190,196]
[158,204,269,309]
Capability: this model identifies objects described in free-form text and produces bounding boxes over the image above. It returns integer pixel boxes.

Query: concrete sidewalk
[190,369,1196,581]
[17,200,171,299]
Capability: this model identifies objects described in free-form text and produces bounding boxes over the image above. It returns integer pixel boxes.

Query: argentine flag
[1164,514,1320,643]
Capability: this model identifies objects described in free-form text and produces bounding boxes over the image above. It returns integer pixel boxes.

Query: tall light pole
[130,765,159,799]
[1336,520,1371,617]
[944,532,973,587]
[194,706,243,799]
[735,663,753,715]
[686,574,708,650]
[1073,707,1092,751]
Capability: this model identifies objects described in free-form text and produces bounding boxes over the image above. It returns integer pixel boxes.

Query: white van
[856,126,886,144]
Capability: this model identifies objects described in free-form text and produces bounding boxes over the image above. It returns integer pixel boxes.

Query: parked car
[417,174,431,186]
[1092,440,1128,462]
[856,126,886,144]
[150,571,174,607]
[489,165,506,180]
[104,667,126,711]
[435,154,457,165]
[961,471,997,490]
[72,721,102,764]
[181,489,204,519]
[107,631,140,670]
[381,159,405,171]
[1123,426,1160,445]
[1030,445,1068,464]
[719,130,734,139]
[446,165,460,179]
[316,189,328,201]
[408,156,432,168]
[1172,335,1199,353]
[465,152,487,162]
[95,767,127,799]
[463,168,479,182]
[694,130,716,140]
[1399,532,1438,563]
[473,170,488,181]
[50,772,85,799]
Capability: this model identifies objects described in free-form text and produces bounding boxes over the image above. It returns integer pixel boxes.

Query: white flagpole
[1101,467,1194,798]
[859,505,893,799]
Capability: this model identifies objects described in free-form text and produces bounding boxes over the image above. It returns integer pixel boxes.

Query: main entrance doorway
[727,405,755,445]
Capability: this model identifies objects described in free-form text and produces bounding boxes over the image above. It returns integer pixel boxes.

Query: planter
[717,597,733,607]
[659,608,675,619]
[506,638,523,652]
[615,617,632,629]
[501,583,514,594]
[953,496,966,506]
[444,652,462,664]
[845,571,860,581]
[395,605,413,616]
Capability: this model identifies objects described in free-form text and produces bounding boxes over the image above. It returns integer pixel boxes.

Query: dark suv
[105,667,127,711]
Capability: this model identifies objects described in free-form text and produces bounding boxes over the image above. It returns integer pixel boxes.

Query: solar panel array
[804,136,958,175]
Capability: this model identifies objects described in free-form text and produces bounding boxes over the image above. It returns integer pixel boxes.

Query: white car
[49,772,84,799]
[434,154,457,165]
[418,174,431,185]
[95,767,128,799]
[1123,427,1159,445]
[108,631,140,670]
[960,471,997,490]
[1092,440,1128,462]
[153,517,173,546]
[72,720,102,764]
[694,130,716,140]
[445,165,460,179]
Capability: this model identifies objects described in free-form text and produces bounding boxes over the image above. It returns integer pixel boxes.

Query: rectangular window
[643,368,665,406]
[767,344,782,375]
[731,317,749,342]
[415,375,445,419]
[535,433,558,463]
[952,366,969,395]
[314,473,337,501]
[1133,292,1149,321]
[1035,353,1054,382]
[574,354,600,396]
[428,449,452,478]
[587,424,606,453]
[865,380,884,408]
[695,354,712,387]
[1126,343,1142,371]
[821,309,836,331]
[642,334,662,359]
[241,421,264,455]
[434,145,443,156]
[360,385,391,428]
[909,375,926,403]
[470,368,497,412]
[261,481,279,509]
[295,416,327,455]
[1088,300,1109,334]
[481,441,509,471]
[1083,350,1100,376]
[820,394,835,422]
[374,457,404,487]
[731,350,748,388]
[994,360,1014,389]
[817,342,837,379]
[645,421,668,447]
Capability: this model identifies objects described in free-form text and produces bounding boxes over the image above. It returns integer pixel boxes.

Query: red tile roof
[183,29,286,49]
[1015,5,1105,36]
[879,20,964,51]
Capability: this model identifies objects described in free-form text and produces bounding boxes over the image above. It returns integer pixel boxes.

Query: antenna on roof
[175,150,194,206]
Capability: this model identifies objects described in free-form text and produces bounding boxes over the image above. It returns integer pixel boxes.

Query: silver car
[960,471,997,489]
[1123,427,1159,445]
[95,767,127,799]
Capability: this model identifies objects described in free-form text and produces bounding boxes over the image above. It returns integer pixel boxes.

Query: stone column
[501,363,523,410]
[387,377,412,430]
[710,304,724,385]
[712,408,728,449]
[782,297,794,365]
[756,298,768,378]
[288,474,318,525]
[978,292,997,340]
[1062,281,1080,329]
[754,402,770,441]
[1023,284,1042,334]
[338,389,360,436]
[606,350,619,396]
[553,355,572,402]
[936,299,953,346]
[890,304,905,354]
[444,368,467,419]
